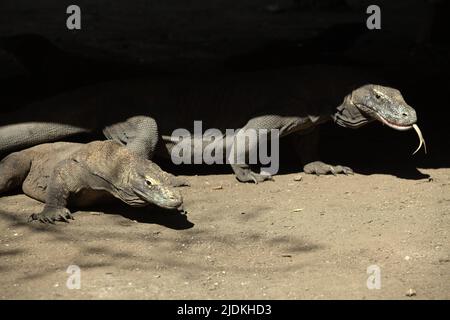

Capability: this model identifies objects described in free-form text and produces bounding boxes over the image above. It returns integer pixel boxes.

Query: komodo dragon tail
[0,122,89,155]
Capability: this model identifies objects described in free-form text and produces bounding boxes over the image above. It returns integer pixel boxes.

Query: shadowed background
[0,0,448,177]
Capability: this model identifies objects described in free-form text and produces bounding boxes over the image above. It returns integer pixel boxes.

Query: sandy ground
[0,168,448,299]
[0,0,448,300]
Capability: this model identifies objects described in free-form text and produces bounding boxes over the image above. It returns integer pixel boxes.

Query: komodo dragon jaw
[335,84,426,154]
[127,173,183,210]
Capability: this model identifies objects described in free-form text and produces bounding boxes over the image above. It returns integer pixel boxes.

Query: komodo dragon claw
[232,165,274,184]
[29,207,74,224]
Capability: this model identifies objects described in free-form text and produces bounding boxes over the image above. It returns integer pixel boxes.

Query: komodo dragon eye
[145,180,153,186]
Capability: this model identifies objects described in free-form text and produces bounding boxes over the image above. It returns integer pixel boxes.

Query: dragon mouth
[355,103,426,155]
[134,189,182,209]
[376,114,427,155]
[377,115,414,131]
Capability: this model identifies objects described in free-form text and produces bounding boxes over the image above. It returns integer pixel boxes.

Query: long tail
[0,122,89,155]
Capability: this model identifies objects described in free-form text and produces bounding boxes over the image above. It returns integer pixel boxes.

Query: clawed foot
[303,161,353,176]
[232,165,273,184]
[28,207,74,224]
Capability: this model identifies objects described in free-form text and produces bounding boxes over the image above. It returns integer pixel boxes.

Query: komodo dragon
[0,140,184,223]
[0,66,426,183]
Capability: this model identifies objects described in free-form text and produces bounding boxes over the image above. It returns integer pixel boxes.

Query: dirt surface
[0,0,448,300]
[0,168,448,299]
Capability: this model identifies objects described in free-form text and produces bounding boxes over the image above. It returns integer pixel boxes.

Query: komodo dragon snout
[127,160,184,210]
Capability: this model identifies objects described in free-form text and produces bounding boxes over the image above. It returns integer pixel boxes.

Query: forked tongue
[412,124,427,155]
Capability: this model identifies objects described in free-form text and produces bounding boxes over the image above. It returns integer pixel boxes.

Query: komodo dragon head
[85,141,184,210]
[333,84,426,154]
[120,159,184,210]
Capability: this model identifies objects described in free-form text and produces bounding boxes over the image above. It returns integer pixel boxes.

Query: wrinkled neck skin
[331,94,374,129]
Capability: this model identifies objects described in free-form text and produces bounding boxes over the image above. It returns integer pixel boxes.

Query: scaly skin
[0,140,185,224]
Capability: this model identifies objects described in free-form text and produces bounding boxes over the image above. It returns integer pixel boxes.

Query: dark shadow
[353,164,430,180]
[0,199,324,277]
[224,22,370,72]
[156,159,233,177]
[253,128,434,180]
[268,236,323,254]
[0,193,194,231]
[0,33,170,97]
[0,248,25,257]
[85,201,195,230]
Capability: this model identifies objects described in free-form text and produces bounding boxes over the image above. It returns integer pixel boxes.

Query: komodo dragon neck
[331,94,375,128]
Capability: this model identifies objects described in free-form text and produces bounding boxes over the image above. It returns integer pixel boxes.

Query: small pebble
[406,288,417,297]
[293,176,303,182]
[212,186,223,190]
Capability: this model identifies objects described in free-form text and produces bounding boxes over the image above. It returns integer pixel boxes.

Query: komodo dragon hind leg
[103,116,159,160]
[0,151,32,194]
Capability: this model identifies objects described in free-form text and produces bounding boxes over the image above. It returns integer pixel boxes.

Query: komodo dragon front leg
[229,115,353,182]
[28,159,89,223]
[0,150,74,223]
[292,128,353,175]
